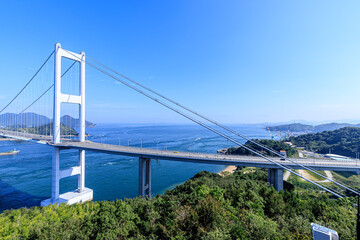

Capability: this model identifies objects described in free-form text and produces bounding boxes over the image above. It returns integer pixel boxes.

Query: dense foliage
[226,139,297,157]
[289,127,360,158]
[0,169,356,239]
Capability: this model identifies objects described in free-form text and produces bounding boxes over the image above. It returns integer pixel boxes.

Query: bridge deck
[1,130,359,171]
[0,130,74,144]
[56,141,360,171]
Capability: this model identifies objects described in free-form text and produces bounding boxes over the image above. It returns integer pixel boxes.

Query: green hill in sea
[20,123,78,136]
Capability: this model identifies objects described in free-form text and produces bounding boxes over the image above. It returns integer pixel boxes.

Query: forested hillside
[0,169,356,239]
[289,127,360,158]
[225,139,297,157]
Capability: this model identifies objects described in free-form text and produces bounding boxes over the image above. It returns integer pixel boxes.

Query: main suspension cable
[0,51,55,114]
[85,56,359,195]
[63,49,344,198]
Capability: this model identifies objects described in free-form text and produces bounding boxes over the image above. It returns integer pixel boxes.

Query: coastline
[0,138,17,141]
[219,165,237,176]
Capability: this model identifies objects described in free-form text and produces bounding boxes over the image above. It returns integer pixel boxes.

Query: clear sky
[0,1,359,124]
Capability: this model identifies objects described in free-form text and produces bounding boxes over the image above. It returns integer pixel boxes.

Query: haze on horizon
[0,1,359,125]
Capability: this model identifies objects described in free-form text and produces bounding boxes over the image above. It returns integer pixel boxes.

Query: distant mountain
[269,122,360,133]
[0,112,50,128]
[0,113,95,128]
[60,115,96,128]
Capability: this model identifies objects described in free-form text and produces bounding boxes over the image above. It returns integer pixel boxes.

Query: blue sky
[0,1,359,124]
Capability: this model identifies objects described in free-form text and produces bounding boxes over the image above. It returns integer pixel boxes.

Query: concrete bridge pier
[268,168,283,191]
[40,147,93,206]
[139,157,151,198]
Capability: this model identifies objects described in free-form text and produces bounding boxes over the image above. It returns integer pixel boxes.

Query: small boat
[0,149,20,156]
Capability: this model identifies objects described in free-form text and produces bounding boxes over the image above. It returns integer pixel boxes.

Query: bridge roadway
[1,130,360,171]
[0,130,71,144]
[55,141,360,172]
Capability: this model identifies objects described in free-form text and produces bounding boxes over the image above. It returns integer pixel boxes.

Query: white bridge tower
[41,43,93,206]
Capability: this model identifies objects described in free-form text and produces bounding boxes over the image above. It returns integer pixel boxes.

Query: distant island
[0,113,96,128]
[268,122,360,133]
[20,123,78,136]
[60,115,96,128]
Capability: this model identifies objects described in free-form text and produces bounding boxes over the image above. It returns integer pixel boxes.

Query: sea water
[0,124,270,211]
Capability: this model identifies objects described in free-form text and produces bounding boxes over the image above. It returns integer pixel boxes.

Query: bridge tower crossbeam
[41,43,93,206]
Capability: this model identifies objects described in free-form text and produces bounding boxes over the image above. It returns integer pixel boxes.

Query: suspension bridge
[0,43,359,207]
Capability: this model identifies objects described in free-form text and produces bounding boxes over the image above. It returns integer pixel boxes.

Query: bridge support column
[268,168,283,191]
[41,148,93,207]
[51,147,60,200]
[139,157,151,198]
[78,150,85,191]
